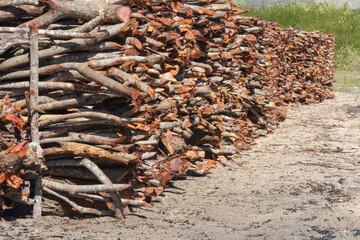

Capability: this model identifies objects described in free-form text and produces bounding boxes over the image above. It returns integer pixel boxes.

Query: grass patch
[334,70,360,93]
[238,1,360,91]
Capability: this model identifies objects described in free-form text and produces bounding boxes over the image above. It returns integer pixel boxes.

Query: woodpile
[0,0,335,219]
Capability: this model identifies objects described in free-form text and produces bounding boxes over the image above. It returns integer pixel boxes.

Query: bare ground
[1,92,360,240]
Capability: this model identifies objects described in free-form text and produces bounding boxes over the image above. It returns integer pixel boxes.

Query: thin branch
[43,158,125,218]
[20,93,117,115]
[42,179,129,193]
[0,54,162,81]
[0,81,103,93]
[0,27,109,39]
[0,0,39,7]
[0,20,135,69]
[40,132,122,145]
[43,187,113,216]
[66,192,146,206]
[29,24,42,219]
[72,11,107,33]
[80,158,124,219]
[38,111,145,128]
[107,67,153,95]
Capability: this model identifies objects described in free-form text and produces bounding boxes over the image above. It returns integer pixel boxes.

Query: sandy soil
[1,92,360,240]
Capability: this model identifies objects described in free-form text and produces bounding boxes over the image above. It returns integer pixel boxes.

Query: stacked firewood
[0,0,335,218]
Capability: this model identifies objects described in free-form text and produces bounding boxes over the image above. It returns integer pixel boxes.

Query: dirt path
[1,92,360,240]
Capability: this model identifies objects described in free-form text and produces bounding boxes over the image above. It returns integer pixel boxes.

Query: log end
[116,7,132,22]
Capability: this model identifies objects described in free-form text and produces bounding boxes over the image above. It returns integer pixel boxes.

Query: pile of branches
[0,0,335,219]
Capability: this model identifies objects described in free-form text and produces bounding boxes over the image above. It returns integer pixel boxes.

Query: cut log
[43,142,138,165]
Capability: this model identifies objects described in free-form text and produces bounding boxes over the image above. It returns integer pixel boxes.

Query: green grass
[237,1,360,92]
[334,70,360,92]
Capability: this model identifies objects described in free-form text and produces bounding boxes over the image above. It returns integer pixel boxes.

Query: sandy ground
[1,92,360,240]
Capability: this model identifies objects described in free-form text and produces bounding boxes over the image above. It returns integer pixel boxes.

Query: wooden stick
[72,11,107,33]
[0,0,39,7]
[42,179,129,193]
[44,164,129,183]
[0,27,109,39]
[107,67,153,96]
[79,158,124,219]
[40,132,123,146]
[44,158,125,218]
[29,24,42,219]
[43,187,113,216]
[0,54,162,82]
[0,6,44,22]
[0,81,103,93]
[0,1,132,55]
[0,20,135,70]
[66,193,146,206]
[38,111,145,128]
[20,93,117,115]
[29,23,40,153]
[43,141,138,165]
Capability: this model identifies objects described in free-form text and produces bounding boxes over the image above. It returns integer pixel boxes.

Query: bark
[0,149,36,172]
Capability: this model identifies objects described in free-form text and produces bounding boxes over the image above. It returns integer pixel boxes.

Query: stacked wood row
[0,0,335,218]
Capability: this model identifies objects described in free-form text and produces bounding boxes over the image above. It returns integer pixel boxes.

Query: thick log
[44,166,129,183]
[20,94,118,115]
[43,142,138,165]
[0,150,35,173]
[0,5,45,22]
